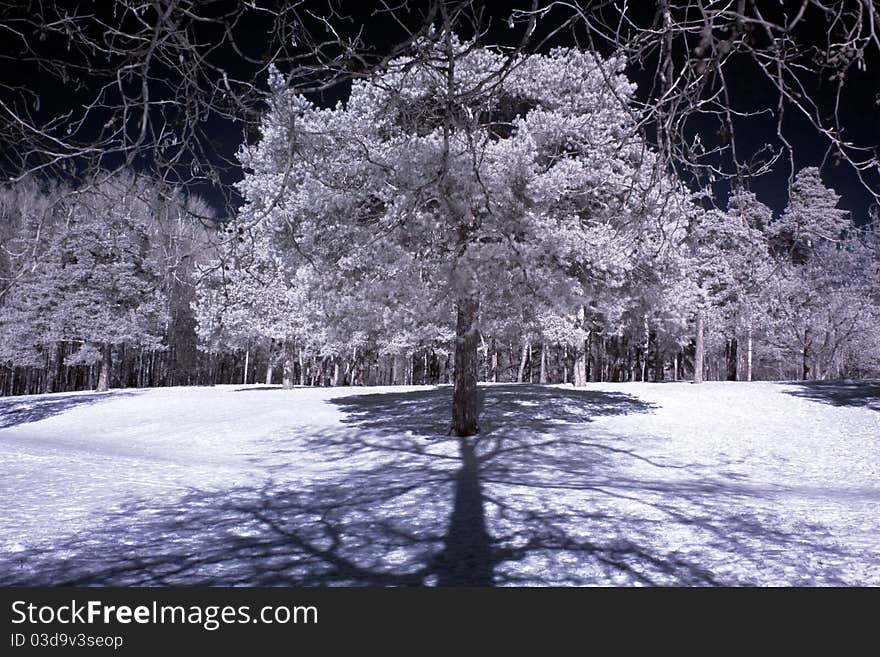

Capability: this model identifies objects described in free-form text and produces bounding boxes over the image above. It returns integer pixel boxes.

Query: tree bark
[490,340,498,383]
[802,327,811,381]
[389,354,406,385]
[52,342,64,393]
[573,307,588,386]
[586,329,594,382]
[349,348,360,386]
[653,334,664,382]
[562,344,568,384]
[42,349,53,394]
[539,344,548,383]
[725,338,738,381]
[747,329,753,382]
[694,311,705,384]
[282,343,295,389]
[452,297,480,437]
[96,343,112,392]
[516,342,528,383]
[573,348,587,386]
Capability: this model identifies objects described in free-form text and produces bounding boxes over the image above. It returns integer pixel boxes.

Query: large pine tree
[237,34,686,434]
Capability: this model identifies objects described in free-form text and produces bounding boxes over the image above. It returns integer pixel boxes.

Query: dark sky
[1,1,877,224]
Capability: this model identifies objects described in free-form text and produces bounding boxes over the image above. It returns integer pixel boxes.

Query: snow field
[0,381,876,585]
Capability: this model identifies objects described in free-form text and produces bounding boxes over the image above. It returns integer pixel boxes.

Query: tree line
[1,43,877,404]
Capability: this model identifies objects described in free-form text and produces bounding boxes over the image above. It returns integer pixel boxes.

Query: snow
[0,381,877,586]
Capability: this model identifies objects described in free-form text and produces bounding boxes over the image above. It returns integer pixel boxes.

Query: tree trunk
[725,338,738,381]
[96,343,112,392]
[573,306,588,386]
[391,354,408,386]
[452,297,480,437]
[573,348,587,386]
[42,349,53,394]
[653,335,664,382]
[539,344,548,384]
[562,344,568,384]
[802,327,811,381]
[516,342,529,383]
[53,342,64,392]
[282,343,295,389]
[694,311,705,384]
[573,333,589,387]
[243,346,250,385]
[586,329,594,382]
[490,341,498,383]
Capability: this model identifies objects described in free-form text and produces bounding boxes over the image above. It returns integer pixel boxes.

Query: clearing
[0,380,877,586]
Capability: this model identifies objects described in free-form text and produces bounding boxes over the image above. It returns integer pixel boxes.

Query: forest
[1,144,877,398]
[0,1,878,409]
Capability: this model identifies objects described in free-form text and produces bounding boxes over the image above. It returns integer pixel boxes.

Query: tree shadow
[234,386,283,392]
[779,380,880,412]
[331,384,652,437]
[0,390,141,429]
[0,385,870,586]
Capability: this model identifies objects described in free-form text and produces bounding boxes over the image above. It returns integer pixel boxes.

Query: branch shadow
[0,390,141,429]
[779,380,880,412]
[0,385,870,586]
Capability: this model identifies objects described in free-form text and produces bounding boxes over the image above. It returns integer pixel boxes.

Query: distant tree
[689,191,773,381]
[0,174,169,391]
[760,169,863,379]
[767,168,849,264]
[193,231,320,388]
[763,225,879,380]
[0,177,63,302]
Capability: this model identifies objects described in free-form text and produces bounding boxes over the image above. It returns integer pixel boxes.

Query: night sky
[1,1,877,224]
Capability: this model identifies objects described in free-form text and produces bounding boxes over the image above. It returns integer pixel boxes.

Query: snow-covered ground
[0,381,877,586]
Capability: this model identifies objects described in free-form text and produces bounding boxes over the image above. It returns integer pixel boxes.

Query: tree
[688,191,772,381]
[763,181,878,380]
[767,168,849,263]
[238,29,688,434]
[0,174,169,391]
[193,230,322,388]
